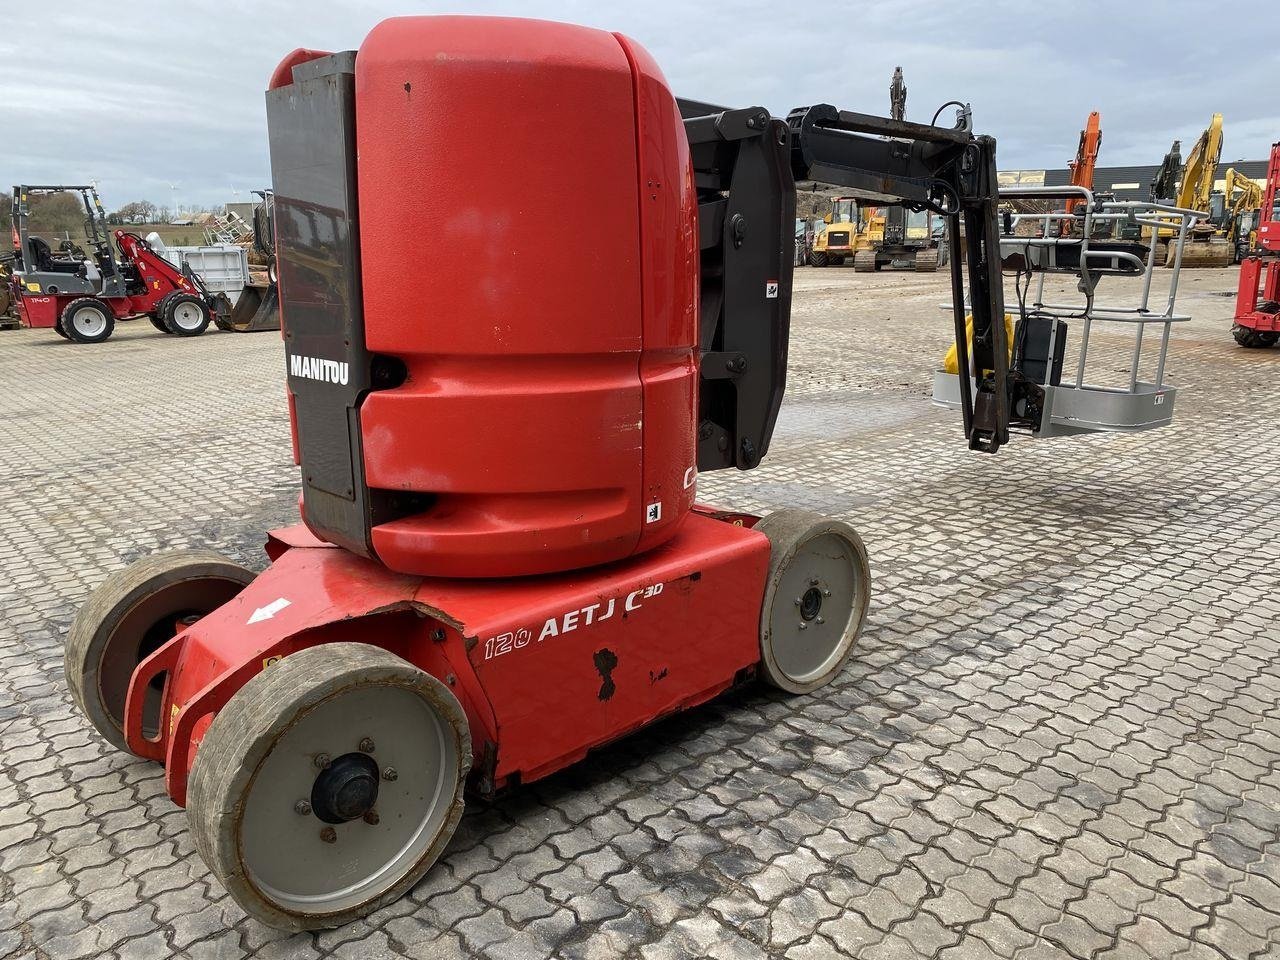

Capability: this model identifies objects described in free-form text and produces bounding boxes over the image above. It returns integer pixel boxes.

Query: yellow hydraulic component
[943,313,1015,375]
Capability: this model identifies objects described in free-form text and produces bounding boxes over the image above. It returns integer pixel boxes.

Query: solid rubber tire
[187,643,472,931]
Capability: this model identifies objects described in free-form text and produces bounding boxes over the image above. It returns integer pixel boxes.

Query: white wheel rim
[769,532,862,683]
[172,302,203,330]
[71,305,107,337]
[238,683,458,916]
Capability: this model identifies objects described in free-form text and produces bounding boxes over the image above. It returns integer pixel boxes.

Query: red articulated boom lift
[66,16,1073,930]
[9,185,222,342]
[1232,141,1280,348]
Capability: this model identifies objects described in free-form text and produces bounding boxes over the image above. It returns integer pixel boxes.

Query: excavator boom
[1064,111,1101,219]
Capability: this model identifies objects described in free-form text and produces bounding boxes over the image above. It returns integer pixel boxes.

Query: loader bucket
[1165,237,1232,269]
[216,282,280,333]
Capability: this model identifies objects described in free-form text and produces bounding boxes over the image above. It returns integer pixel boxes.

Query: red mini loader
[10,184,222,342]
[65,16,1021,929]
[1232,141,1280,348]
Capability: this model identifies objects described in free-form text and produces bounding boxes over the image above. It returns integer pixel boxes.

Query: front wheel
[163,293,211,336]
[755,510,870,694]
[187,643,472,930]
[61,297,115,344]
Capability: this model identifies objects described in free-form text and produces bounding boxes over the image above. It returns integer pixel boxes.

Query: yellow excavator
[1161,113,1233,267]
[1222,168,1263,262]
[855,67,941,272]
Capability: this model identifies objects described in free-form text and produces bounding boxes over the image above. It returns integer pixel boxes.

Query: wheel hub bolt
[798,622,808,630]
[320,827,337,843]
[294,800,312,816]
[314,753,331,769]
[363,809,380,825]
[382,767,398,782]
[359,738,375,753]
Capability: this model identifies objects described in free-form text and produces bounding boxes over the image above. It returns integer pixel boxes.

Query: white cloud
[2,0,1276,209]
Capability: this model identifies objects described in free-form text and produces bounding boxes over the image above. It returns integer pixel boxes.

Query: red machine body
[14,229,200,328]
[126,508,768,807]
[277,19,699,580]
[1234,141,1280,341]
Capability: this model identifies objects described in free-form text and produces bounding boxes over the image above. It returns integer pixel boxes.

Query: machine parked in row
[1233,141,1280,348]
[9,184,223,342]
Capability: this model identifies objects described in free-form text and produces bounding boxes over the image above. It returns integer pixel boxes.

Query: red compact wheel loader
[1232,141,1280,348]
[10,184,223,342]
[67,15,1068,930]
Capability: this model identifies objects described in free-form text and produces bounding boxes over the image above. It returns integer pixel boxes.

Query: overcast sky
[3,0,1277,211]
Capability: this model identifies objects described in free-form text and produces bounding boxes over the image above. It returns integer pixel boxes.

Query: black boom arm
[681,98,1011,471]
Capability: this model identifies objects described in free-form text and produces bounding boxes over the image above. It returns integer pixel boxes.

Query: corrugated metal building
[1000,161,1268,201]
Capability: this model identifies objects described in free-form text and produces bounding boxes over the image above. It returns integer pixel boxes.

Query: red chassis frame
[1235,258,1280,334]
[126,507,771,807]
[1234,141,1280,336]
[15,230,200,329]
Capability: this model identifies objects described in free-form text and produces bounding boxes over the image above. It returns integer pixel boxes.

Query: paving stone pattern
[0,268,1277,958]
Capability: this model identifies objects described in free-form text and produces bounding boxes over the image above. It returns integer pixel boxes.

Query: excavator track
[913,247,940,272]
[853,250,877,273]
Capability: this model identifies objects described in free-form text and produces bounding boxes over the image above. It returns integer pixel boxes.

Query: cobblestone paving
[1,267,1278,959]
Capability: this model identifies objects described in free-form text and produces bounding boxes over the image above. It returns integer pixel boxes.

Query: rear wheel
[808,250,829,267]
[1232,324,1278,348]
[187,643,471,931]
[149,294,174,333]
[755,510,870,694]
[163,293,211,336]
[66,551,255,754]
[61,298,115,344]
[53,318,70,339]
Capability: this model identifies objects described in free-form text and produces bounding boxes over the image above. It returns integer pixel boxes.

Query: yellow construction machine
[808,197,881,266]
[1160,113,1233,267]
[1222,167,1263,262]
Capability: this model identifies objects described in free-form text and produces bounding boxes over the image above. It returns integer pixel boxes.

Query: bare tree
[112,200,159,224]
